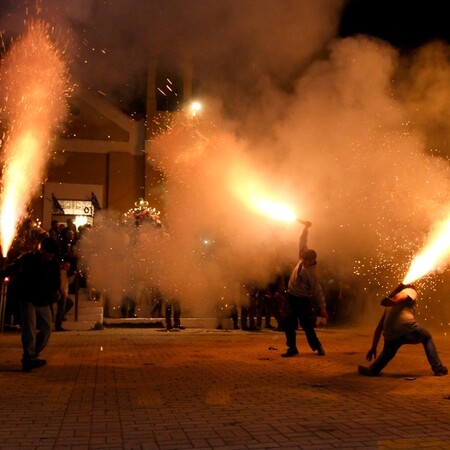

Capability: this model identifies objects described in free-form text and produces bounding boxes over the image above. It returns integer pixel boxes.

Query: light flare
[229,169,298,223]
[0,20,68,256]
[252,197,297,222]
[403,217,450,285]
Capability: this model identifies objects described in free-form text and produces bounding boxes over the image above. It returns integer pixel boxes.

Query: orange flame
[229,168,298,223]
[251,197,297,222]
[0,21,68,256]
[403,217,450,285]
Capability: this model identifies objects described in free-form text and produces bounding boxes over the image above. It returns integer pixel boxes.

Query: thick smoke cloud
[3,1,450,325]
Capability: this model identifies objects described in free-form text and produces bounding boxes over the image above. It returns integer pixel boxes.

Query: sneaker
[281,348,299,357]
[358,365,380,376]
[317,346,325,356]
[433,365,448,376]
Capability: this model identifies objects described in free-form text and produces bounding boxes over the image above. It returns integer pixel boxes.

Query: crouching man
[358,285,447,377]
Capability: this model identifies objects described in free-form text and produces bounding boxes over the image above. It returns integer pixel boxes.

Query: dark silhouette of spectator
[150,287,164,318]
[215,301,239,330]
[121,294,136,318]
[267,266,291,332]
[1,237,61,371]
[54,259,74,331]
[165,297,184,330]
[61,229,76,257]
[240,281,259,331]
[48,219,62,254]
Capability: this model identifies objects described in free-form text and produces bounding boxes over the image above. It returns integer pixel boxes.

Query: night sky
[1,1,449,51]
[340,0,450,50]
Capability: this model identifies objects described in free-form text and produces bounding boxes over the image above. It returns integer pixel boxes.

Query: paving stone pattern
[0,326,449,449]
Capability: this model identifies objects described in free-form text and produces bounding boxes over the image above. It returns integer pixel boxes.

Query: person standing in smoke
[282,221,328,357]
[165,296,184,330]
[358,285,448,377]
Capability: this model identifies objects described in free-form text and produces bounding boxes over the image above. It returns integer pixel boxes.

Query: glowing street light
[190,101,202,118]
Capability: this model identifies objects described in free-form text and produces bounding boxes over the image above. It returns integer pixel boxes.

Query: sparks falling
[403,217,450,285]
[0,20,68,257]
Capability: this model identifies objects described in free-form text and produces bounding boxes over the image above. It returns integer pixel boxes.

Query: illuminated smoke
[0,20,68,256]
[6,3,448,323]
[228,162,299,223]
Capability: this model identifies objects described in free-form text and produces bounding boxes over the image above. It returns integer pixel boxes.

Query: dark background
[340,0,450,50]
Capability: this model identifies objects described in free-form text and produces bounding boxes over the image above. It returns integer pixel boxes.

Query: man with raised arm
[282,221,328,358]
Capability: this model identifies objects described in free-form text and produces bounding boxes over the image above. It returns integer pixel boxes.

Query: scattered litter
[404,377,416,381]
[268,347,277,351]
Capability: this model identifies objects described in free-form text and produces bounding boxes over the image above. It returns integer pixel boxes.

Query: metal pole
[74,270,80,322]
[0,278,9,332]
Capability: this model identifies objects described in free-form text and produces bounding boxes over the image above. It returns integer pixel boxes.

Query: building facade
[22,57,192,232]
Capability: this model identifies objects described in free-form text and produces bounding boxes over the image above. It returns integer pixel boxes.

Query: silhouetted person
[165,297,184,330]
[2,237,60,372]
[54,259,74,331]
[282,221,328,358]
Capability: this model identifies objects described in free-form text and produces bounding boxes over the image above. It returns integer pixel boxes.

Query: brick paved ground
[0,325,449,450]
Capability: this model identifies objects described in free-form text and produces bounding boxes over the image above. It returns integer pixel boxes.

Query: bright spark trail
[0,20,69,257]
[403,217,450,285]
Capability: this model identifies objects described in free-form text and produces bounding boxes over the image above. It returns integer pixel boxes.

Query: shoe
[434,365,448,376]
[281,348,299,357]
[22,358,46,372]
[317,346,325,356]
[358,365,380,376]
[22,361,33,372]
[55,327,68,332]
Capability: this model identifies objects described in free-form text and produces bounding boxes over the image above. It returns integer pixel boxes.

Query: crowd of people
[0,216,447,378]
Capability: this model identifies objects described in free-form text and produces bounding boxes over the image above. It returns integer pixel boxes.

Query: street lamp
[190,100,202,118]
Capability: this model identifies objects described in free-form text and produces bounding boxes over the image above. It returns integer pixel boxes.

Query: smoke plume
[3,2,450,325]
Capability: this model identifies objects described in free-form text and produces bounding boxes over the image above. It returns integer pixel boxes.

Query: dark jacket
[5,251,60,306]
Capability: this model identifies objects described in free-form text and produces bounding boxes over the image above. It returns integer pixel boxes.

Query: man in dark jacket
[6,237,61,371]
